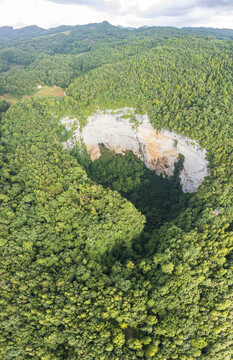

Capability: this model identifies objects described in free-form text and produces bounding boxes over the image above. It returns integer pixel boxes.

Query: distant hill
[183,26,233,39]
[0,25,46,41]
[1,22,233,45]
[0,21,126,44]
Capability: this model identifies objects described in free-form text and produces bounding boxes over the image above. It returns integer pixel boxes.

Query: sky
[0,0,233,30]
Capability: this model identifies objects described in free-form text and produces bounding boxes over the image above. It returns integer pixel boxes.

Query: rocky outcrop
[61,108,208,193]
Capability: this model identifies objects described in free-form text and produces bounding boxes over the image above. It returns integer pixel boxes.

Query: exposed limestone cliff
[61,108,208,193]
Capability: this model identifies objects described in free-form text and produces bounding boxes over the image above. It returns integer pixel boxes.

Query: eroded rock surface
[61,108,208,193]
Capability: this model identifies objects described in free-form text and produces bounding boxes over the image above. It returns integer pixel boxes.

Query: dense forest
[0,22,233,359]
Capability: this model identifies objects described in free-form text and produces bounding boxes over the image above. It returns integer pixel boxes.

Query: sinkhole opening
[71,144,192,237]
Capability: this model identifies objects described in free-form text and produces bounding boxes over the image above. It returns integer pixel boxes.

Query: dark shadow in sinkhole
[71,145,192,241]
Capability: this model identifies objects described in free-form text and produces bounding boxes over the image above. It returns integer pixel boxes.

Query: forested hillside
[0,22,233,360]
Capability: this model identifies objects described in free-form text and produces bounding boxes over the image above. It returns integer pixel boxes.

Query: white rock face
[61,108,208,193]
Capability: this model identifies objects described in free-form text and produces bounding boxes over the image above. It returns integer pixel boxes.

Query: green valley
[0,22,233,360]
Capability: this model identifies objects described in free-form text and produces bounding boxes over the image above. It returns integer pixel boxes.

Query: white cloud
[0,0,233,29]
[0,0,105,29]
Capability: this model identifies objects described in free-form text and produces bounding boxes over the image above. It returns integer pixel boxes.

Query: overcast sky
[0,0,233,29]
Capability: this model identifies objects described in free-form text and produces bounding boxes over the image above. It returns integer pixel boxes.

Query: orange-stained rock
[61,108,209,193]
